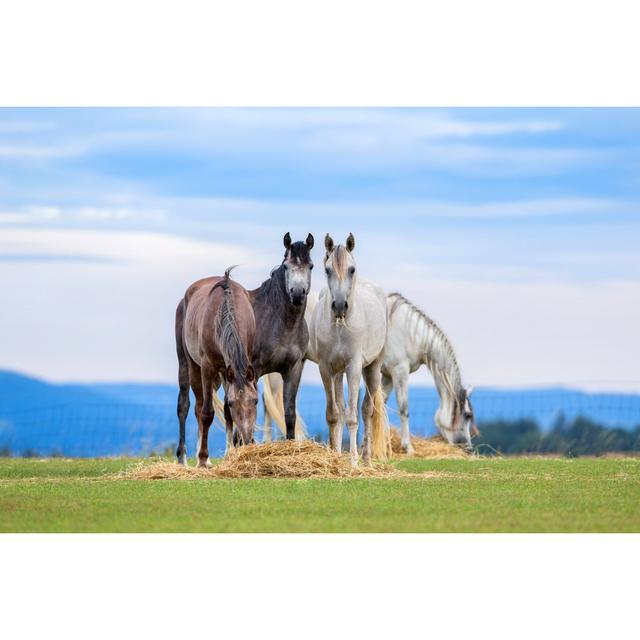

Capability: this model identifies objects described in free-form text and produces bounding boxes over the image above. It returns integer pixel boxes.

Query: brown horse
[175,267,258,467]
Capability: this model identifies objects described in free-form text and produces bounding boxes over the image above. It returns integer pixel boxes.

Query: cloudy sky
[1,108,639,389]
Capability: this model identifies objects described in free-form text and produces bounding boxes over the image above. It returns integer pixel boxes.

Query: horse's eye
[325,268,330,276]
[283,264,288,271]
[349,266,355,275]
[309,263,314,270]
[254,399,258,405]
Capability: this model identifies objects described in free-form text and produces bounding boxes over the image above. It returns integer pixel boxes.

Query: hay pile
[121,440,406,480]
[389,428,470,459]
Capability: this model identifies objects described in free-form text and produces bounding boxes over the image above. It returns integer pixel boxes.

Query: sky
[1,108,639,389]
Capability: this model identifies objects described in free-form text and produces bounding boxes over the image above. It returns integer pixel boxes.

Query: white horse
[382,292,476,453]
[307,233,388,466]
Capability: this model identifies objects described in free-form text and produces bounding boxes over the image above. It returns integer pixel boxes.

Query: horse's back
[180,275,255,368]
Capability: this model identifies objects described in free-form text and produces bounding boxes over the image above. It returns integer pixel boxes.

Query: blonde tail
[212,393,227,429]
[262,374,307,441]
[371,386,390,460]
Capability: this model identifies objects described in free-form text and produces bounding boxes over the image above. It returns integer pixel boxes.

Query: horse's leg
[189,360,204,465]
[381,371,393,403]
[282,360,304,440]
[224,396,234,456]
[362,355,386,466]
[345,362,363,467]
[175,301,190,465]
[196,364,215,468]
[319,364,341,451]
[391,361,413,454]
[334,373,345,450]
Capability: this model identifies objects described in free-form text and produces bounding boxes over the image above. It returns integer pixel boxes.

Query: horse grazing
[308,233,388,466]
[249,232,314,440]
[382,292,476,453]
[175,267,258,467]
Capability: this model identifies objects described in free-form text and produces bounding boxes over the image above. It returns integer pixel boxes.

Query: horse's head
[282,232,314,306]
[437,386,476,451]
[225,364,258,444]
[323,233,356,321]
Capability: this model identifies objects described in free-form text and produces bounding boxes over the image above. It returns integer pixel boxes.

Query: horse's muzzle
[289,288,306,306]
[331,299,348,319]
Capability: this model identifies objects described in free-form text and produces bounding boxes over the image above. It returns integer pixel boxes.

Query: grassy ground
[0,456,639,532]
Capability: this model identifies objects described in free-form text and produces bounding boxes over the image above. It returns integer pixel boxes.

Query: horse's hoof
[177,455,188,466]
[196,459,212,469]
[402,444,415,456]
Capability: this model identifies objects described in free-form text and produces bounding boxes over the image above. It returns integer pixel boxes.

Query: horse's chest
[254,335,302,373]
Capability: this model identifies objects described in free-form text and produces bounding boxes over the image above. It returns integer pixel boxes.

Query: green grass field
[1,456,639,532]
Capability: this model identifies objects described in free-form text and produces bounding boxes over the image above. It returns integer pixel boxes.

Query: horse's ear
[306,233,314,250]
[283,232,292,250]
[324,234,334,252]
[226,365,235,384]
[246,366,255,383]
[346,233,355,252]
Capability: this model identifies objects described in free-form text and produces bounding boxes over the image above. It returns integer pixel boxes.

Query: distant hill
[0,369,639,457]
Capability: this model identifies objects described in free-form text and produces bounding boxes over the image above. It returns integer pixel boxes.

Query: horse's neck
[404,310,462,398]
[253,267,305,330]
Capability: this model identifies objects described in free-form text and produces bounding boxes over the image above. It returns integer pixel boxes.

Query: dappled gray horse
[248,233,315,441]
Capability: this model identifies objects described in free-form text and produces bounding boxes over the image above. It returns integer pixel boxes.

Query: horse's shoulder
[355,279,387,308]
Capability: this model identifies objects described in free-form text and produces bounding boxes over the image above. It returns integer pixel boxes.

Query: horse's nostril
[344,301,348,309]
[331,301,336,309]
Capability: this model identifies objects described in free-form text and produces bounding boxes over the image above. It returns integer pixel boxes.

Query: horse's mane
[255,264,289,307]
[388,292,462,394]
[211,268,251,388]
[329,245,350,280]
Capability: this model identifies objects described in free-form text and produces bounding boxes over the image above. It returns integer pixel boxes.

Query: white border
[1,534,638,638]
[1,0,639,105]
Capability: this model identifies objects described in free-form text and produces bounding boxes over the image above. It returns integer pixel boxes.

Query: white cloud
[0,205,61,224]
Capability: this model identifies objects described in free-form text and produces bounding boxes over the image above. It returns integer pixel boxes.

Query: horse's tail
[212,391,226,427]
[371,386,391,460]
[262,374,307,440]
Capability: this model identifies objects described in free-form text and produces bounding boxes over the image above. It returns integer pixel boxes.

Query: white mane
[388,292,462,396]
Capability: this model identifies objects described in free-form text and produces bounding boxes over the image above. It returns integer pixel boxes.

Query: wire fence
[1,385,639,458]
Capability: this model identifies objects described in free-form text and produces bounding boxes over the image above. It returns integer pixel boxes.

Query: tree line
[475,415,640,456]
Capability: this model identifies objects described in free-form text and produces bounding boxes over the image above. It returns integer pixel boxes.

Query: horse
[382,292,477,453]
[175,267,258,467]
[307,233,388,466]
[261,289,320,443]
[248,232,314,440]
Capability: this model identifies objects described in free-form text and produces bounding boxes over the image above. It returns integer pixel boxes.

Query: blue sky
[1,108,639,388]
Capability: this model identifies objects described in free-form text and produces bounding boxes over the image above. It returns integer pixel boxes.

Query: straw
[389,427,471,459]
[119,440,408,480]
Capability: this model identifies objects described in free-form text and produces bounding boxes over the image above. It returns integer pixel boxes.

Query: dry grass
[389,427,471,459]
[120,440,408,480]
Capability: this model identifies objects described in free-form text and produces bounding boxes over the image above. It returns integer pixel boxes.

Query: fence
[1,385,639,458]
